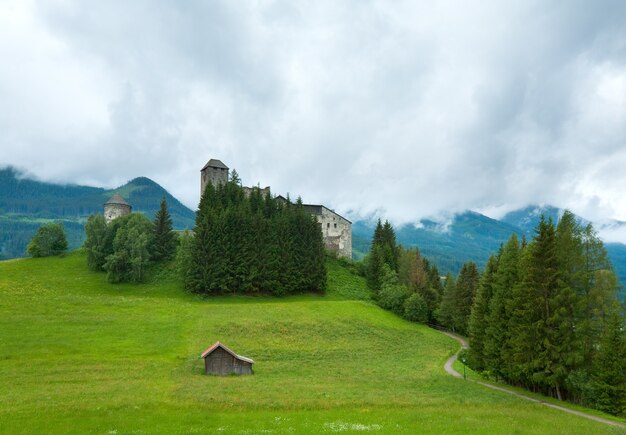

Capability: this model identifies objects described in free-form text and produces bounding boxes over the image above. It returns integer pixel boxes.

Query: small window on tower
[334,223,337,228]
[327,223,330,228]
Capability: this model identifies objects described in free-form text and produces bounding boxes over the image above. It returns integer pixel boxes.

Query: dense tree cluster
[180,172,326,295]
[366,219,443,323]
[365,212,625,416]
[26,222,68,257]
[84,199,177,283]
[467,212,625,415]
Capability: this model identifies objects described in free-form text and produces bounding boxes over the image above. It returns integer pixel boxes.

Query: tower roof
[104,194,130,206]
[201,159,229,171]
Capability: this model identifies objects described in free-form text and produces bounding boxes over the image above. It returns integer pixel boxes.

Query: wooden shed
[201,341,254,375]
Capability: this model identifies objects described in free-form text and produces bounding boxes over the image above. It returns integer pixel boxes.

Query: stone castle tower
[104,194,132,223]
[200,159,229,195]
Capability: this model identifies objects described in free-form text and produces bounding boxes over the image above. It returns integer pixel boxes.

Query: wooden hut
[201,341,254,375]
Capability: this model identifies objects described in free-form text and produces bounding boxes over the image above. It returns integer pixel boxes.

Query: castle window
[327,223,330,228]
[334,223,337,228]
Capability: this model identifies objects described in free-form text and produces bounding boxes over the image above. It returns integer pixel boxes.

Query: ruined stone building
[200,158,352,259]
[303,204,352,259]
[104,194,132,223]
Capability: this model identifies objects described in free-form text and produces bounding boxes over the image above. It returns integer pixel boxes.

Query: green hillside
[0,252,621,433]
[353,212,525,273]
[354,208,626,301]
[0,167,195,260]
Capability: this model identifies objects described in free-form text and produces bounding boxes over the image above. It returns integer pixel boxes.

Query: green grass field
[0,252,623,434]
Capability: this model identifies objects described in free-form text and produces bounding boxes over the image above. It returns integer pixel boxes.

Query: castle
[200,159,352,259]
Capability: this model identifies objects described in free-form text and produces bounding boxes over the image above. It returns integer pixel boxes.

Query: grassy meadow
[0,252,623,434]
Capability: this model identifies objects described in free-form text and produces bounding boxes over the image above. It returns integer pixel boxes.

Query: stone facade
[303,204,352,259]
[104,194,132,223]
[200,159,229,196]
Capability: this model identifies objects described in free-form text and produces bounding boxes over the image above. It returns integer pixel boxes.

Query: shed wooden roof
[201,159,229,171]
[201,341,254,364]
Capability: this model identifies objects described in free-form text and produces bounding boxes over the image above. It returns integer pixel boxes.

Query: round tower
[104,194,132,223]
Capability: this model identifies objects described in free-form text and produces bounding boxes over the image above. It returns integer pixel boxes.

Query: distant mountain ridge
[0,167,195,259]
[353,205,626,301]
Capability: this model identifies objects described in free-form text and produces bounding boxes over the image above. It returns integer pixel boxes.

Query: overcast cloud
[2,0,626,237]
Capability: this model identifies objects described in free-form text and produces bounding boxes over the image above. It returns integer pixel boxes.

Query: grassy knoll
[0,253,623,434]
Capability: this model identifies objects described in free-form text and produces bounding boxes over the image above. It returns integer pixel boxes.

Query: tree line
[177,171,326,296]
[467,212,625,415]
[365,219,444,323]
[84,197,177,283]
[364,212,625,416]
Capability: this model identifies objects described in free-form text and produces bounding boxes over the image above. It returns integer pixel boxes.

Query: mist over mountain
[353,205,626,301]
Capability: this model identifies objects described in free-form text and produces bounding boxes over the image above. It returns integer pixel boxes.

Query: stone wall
[242,186,271,198]
[314,207,352,259]
[201,166,229,195]
[104,203,131,223]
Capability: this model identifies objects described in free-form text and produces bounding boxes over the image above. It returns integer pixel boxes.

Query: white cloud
[1,0,626,225]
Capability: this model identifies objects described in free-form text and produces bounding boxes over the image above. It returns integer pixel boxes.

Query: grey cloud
[2,0,626,241]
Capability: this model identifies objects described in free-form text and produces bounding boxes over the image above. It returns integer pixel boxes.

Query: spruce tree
[590,309,626,416]
[454,261,480,335]
[152,196,177,262]
[437,273,457,331]
[485,234,519,380]
[468,255,498,371]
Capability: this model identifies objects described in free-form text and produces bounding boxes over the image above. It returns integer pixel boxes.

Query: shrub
[403,292,429,323]
[27,223,68,257]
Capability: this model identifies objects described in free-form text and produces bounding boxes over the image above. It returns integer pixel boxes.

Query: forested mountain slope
[353,206,626,301]
[0,167,195,259]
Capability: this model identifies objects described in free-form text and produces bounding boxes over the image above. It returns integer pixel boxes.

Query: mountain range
[353,205,626,301]
[1,166,624,301]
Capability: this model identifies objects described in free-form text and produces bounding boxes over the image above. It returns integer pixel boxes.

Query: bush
[27,223,68,257]
[403,292,429,323]
[378,283,410,316]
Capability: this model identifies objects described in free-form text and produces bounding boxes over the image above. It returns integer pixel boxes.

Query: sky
[2,0,626,234]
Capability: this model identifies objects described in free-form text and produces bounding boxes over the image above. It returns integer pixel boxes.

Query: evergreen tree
[454,261,480,335]
[468,255,498,371]
[152,196,177,262]
[184,178,325,296]
[590,309,626,416]
[366,245,384,293]
[437,273,457,331]
[486,234,519,380]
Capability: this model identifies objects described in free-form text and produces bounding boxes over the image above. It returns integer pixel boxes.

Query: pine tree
[152,196,177,262]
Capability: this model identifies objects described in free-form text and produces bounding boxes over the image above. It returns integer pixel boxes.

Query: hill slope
[353,211,525,273]
[354,207,626,301]
[0,167,195,259]
[0,253,620,433]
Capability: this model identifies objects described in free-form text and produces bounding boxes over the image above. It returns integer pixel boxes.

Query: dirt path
[441,331,626,430]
